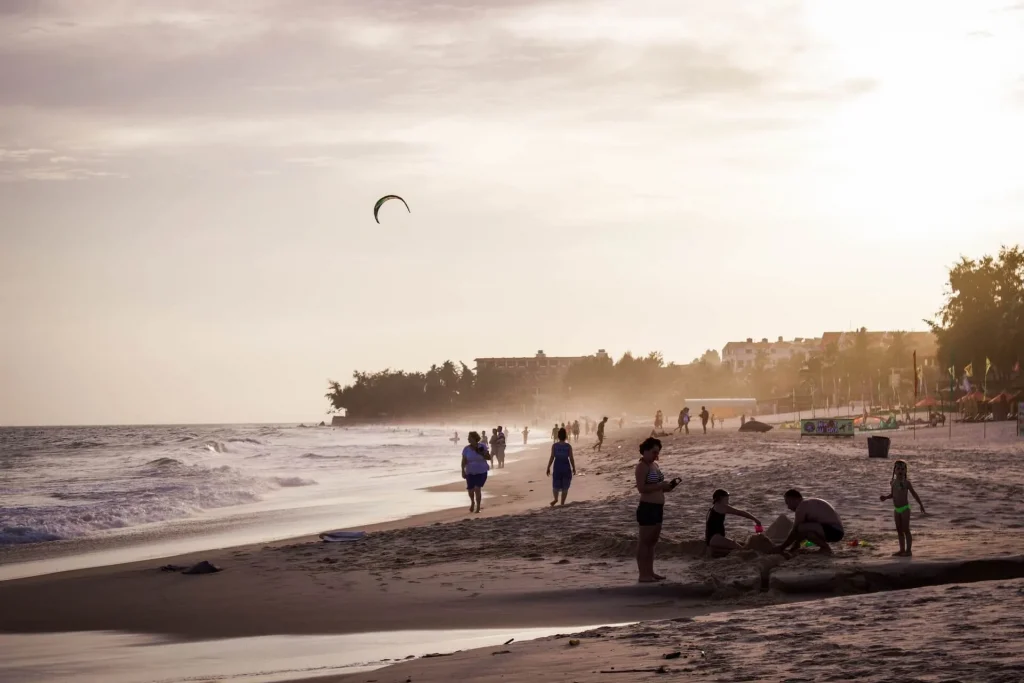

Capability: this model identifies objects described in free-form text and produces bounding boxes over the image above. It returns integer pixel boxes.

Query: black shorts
[821,523,845,543]
[636,502,664,527]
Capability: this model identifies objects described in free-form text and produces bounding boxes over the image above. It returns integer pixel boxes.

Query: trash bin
[867,435,890,458]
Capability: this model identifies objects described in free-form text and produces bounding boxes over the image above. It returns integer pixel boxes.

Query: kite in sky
[373,195,410,224]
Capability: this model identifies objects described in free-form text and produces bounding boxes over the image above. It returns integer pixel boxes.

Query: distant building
[722,336,822,371]
[474,349,609,376]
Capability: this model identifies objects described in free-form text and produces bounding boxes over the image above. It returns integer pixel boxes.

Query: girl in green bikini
[880,459,926,556]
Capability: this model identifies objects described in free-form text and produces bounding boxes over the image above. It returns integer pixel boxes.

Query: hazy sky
[3,0,1024,425]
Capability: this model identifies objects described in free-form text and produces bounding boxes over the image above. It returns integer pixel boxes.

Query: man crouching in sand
[775,489,844,555]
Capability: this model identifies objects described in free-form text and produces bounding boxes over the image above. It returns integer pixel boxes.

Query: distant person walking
[635,437,680,582]
[571,420,580,443]
[546,428,577,506]
[700,406,710,434]
[461,432,491,514]
[522,425,530,445]
[654,410,664,431]
[676,409,686,434]
[711,413,717,429]
[551,424,559,442]
[618,417,625,429]
[494,426,507,468]
[681,407,691,435]
[593,417,608,451]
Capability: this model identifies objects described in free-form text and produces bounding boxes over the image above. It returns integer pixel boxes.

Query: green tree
[928,246,1024,382]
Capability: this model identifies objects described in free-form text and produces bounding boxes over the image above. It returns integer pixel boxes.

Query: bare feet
[637,576,659,583]
[550,500,557,507]
[653,573,667,581]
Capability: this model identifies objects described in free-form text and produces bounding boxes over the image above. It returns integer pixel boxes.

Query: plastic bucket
[867,435,891,458]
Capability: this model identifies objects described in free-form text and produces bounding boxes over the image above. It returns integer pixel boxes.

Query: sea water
[0,423,523,578]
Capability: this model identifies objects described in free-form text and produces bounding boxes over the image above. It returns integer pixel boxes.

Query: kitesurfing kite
[373,195,410,224]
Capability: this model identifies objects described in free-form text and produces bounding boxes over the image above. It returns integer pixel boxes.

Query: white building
[722,336,822,371]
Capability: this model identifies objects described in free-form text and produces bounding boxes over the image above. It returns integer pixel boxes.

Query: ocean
[0,423,524,578]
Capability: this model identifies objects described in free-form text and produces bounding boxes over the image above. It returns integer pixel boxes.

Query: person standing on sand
[681,408,691,434]
[494,426,507,468]
[546,427,577,506]
[700,406,710,434]
[592,416,608,451]
[522,425,530,445]
[675,409,685,434]
[461,432,491,514]
[880,459,926,556]
[552,424,559,442]
[775,490,844,555]
[572,420,580,443]
[654,410,664,431]
[711,413,717,429]
[635,437,680,582]
[705,489,762,553]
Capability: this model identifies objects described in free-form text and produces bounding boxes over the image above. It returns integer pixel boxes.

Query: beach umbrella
[914,396,940,408]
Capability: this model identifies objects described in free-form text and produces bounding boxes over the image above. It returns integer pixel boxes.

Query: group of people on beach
[551,420,581,443]
[463,420,928,579]
[460,417,610,512]
[633,438,928,581]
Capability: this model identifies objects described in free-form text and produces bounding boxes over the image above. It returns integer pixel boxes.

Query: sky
[2,0,1024,425]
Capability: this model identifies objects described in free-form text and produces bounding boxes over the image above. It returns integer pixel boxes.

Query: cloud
[0,0,875,182]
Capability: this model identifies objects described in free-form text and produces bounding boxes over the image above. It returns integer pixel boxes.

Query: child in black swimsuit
[705,489,763,553]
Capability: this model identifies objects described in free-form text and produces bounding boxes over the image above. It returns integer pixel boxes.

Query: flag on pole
[1015,360,1021,373]
[913,352,919,401]
[984,357,992,395]
[964,363,974,378]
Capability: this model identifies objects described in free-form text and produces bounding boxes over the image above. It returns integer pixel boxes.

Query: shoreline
[0,432,573,582]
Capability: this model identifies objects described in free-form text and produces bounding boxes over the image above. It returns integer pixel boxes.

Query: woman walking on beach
[880,459,926,556]
[546,427,577,506]
[461,432,491,514]
[635,437,679,583]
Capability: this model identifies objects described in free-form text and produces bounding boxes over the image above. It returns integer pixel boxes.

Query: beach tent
[738,419,773,433]
[914,396,940,408]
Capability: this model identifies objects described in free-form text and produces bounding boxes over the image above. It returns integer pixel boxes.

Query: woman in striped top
[634,437,679,583]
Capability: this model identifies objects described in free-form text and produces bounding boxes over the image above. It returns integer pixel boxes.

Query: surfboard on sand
[319,530,366,543]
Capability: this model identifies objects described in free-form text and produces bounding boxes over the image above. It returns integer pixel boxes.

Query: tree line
[326,246,1023,419]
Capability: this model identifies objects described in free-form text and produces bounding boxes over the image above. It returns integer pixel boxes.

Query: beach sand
[2,420,1023,680]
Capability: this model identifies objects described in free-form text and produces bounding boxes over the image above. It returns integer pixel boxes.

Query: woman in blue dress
[546,427,577,506]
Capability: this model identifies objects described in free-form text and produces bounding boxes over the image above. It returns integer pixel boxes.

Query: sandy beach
[3,421,1023,680]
